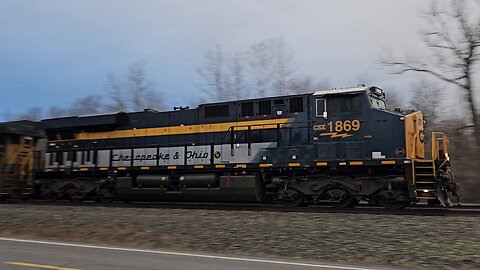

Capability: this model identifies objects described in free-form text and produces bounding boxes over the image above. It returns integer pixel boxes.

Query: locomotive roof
[40,112,129,131]
[37,85,378,132]
[0,120,44,138]
[313,86,368,96]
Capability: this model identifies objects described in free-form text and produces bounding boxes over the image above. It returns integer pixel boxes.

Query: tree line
[4,62,163,121]
[5,37,335,121]
[384,0,480,147]
[196,38,330,102]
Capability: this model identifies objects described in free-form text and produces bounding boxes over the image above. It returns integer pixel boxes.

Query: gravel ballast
[0,204,478,269]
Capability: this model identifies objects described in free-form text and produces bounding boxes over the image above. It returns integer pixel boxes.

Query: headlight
[445,153,450,161]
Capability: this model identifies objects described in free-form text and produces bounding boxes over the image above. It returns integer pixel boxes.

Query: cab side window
[327,95,363,115]
[316,99,326,117]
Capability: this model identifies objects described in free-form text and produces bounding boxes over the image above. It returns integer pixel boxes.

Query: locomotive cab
[308,85,458,207]
[311,85,406,161]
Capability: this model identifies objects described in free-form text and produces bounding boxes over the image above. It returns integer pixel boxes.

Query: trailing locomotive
[0,85,459,208]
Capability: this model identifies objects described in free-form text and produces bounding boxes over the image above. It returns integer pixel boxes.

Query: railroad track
[3,200,480,216]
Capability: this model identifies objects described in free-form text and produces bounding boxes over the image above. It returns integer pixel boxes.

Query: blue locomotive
[0,85,458,208]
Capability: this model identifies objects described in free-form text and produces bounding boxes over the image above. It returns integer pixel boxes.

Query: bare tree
[197,38,299,101]
[3,107,43,121]
[314,79,331,90]
[269,38,295,96]
[128,62,157,111]
[229,52,245,100]
[410,78,443,126]
[384,87,404,111]
[47,106,67,118]
[106,62,163,111]
[289,76,313,94]
[247,38,296,97]
[15,107,44,121]
[196,44,228,101]
[105,73,127,112]
[383,0,480,145]
[144,91,164,111]
[247,41,272,98]
[69,95,104,116]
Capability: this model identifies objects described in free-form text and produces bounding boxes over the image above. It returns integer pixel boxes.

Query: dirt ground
[0,204,478,270]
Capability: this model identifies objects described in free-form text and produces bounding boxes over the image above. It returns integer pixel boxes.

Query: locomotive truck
[0,85,458,209]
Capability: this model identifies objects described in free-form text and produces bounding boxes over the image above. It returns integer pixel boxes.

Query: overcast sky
[0,0,429,119]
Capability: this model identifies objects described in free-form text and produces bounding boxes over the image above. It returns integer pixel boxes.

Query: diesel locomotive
[0,85,459,209]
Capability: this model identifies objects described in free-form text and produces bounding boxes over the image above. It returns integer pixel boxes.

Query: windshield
[369,96,387,110]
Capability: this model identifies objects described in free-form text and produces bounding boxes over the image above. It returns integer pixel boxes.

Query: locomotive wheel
[324,188,355,208]
[97,188,116,203]
[277,188,306,207]
[378,197,411,210]
[66,188,85,203]
[8,188,24,200]
[348,198,360,208]
[8,183,28,200]
[40,185,58,202]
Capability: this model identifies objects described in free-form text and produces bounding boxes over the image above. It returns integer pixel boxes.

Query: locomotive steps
[413,160,437,200]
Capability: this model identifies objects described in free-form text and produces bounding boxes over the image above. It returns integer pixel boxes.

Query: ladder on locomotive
[0,151,32,196]
[413,159,437,200]
[412,133,449,202]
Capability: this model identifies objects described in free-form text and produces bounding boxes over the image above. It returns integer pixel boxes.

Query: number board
[313,120,361,139]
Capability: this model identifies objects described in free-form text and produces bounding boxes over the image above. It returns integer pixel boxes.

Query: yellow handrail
[411,133,417,185]
[19,151,32,180]
[411,133,417,160]
[431,132,449,161]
